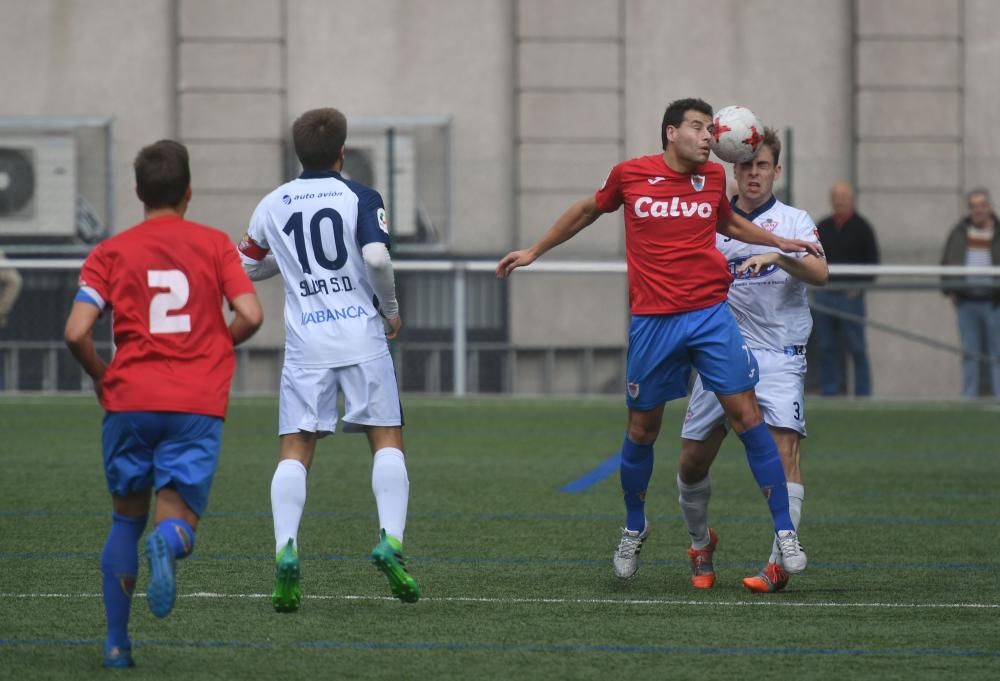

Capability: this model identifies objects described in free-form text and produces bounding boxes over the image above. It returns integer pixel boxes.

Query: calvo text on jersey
[633,196,713,219]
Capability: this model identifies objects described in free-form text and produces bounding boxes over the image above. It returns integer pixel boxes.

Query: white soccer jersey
[242,170,392,368]
[721,196,820,352]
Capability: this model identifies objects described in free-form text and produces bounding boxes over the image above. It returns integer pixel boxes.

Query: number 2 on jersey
[148,270,192,334]
[282,208,348,274]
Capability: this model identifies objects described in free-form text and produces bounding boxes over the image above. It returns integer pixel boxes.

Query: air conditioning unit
[0,132,76,237]
[342,131,417,237]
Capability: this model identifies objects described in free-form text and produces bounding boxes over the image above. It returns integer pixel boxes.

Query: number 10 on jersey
[283,208,348,274]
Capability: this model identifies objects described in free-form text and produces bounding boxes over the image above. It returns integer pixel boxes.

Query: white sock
[372,448,409,543]
[770,482,804,564]
[271,459,308,554]
[677,474,712,549]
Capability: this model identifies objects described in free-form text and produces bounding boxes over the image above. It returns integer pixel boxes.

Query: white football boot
[776,529,807,574]
[612,523,650,579]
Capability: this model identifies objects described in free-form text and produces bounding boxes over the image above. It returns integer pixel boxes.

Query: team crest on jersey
[377,208,389,234]
[691,174,705,191]
[627,382,640,399]
[760,218,779,232]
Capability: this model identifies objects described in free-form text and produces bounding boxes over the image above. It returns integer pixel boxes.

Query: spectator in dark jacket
[940,188,1000,398]
[812,181,879,396]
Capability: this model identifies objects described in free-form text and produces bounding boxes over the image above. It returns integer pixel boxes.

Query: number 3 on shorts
[148,269,192,334]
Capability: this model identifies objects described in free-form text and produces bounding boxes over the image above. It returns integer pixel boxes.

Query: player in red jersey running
[64,140,263,668]
[496,98,823,582]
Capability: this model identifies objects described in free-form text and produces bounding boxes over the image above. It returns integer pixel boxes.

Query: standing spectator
[940,188,1000,398]
[813,181,879,396]
[0,247,22,329]
[0,247,24,390]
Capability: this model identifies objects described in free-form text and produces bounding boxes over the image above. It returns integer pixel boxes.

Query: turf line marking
[560,453,621,492]
[6,508,1000,526]
[1,637,997,658]
[2,592,997,609]
[2,552,994,572]
[296,641,1000,657]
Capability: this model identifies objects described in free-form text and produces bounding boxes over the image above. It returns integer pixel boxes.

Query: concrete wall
[0,0,995,397]
[624,0,853,222]
[858,0,1000,399]
[965,0,1000,196]
[854,0,963,261]
[174,0,288,354]
[286,0,516,255]
[0,0,174,231]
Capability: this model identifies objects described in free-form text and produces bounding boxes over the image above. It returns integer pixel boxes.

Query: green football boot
[271,538,301,613]
[370,529,420,603]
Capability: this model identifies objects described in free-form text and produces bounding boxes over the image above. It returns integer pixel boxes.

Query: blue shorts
[625,301,759,410]
[102,411,224,517]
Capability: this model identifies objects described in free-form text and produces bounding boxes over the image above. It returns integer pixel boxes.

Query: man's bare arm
[496,197,605,278]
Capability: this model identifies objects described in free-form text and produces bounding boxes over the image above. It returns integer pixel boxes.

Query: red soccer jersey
[78,215,256,418]
[594,154,734,315]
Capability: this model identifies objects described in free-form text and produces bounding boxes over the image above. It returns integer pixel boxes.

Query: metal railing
[2,258,999,396]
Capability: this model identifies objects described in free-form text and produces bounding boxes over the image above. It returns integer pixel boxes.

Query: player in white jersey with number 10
[677,127,828,593]
[239,108,419,610]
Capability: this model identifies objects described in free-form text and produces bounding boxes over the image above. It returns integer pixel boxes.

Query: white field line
[1,592,997,609]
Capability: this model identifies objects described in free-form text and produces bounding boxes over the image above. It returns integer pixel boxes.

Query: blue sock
[737,422,794,532]
[101,513,148,649]
[619,436,654,532]
[155,517,196,560]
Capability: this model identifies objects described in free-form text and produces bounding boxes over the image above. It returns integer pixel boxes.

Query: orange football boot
[686,528,718,589]
[742,562,789,593]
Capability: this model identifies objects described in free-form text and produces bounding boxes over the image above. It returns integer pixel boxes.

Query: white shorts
[278,353,402,436]
[681,348,808,440]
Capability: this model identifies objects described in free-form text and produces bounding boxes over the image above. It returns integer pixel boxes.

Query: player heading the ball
[496,98,821,583]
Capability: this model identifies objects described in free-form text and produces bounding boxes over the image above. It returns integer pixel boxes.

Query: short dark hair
[661,98,713,149]
[292,108,348,171]
[761,127,781,165]
[966,187,991,203]
[134,140,190,209]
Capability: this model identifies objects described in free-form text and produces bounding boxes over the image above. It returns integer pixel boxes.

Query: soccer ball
[710,105,765,163]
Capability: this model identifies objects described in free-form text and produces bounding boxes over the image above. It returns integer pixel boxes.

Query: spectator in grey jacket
[940,188,1000,398]
[0,248,22,329]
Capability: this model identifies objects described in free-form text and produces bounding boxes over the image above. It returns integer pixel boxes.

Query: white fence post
[453,263,467,396]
